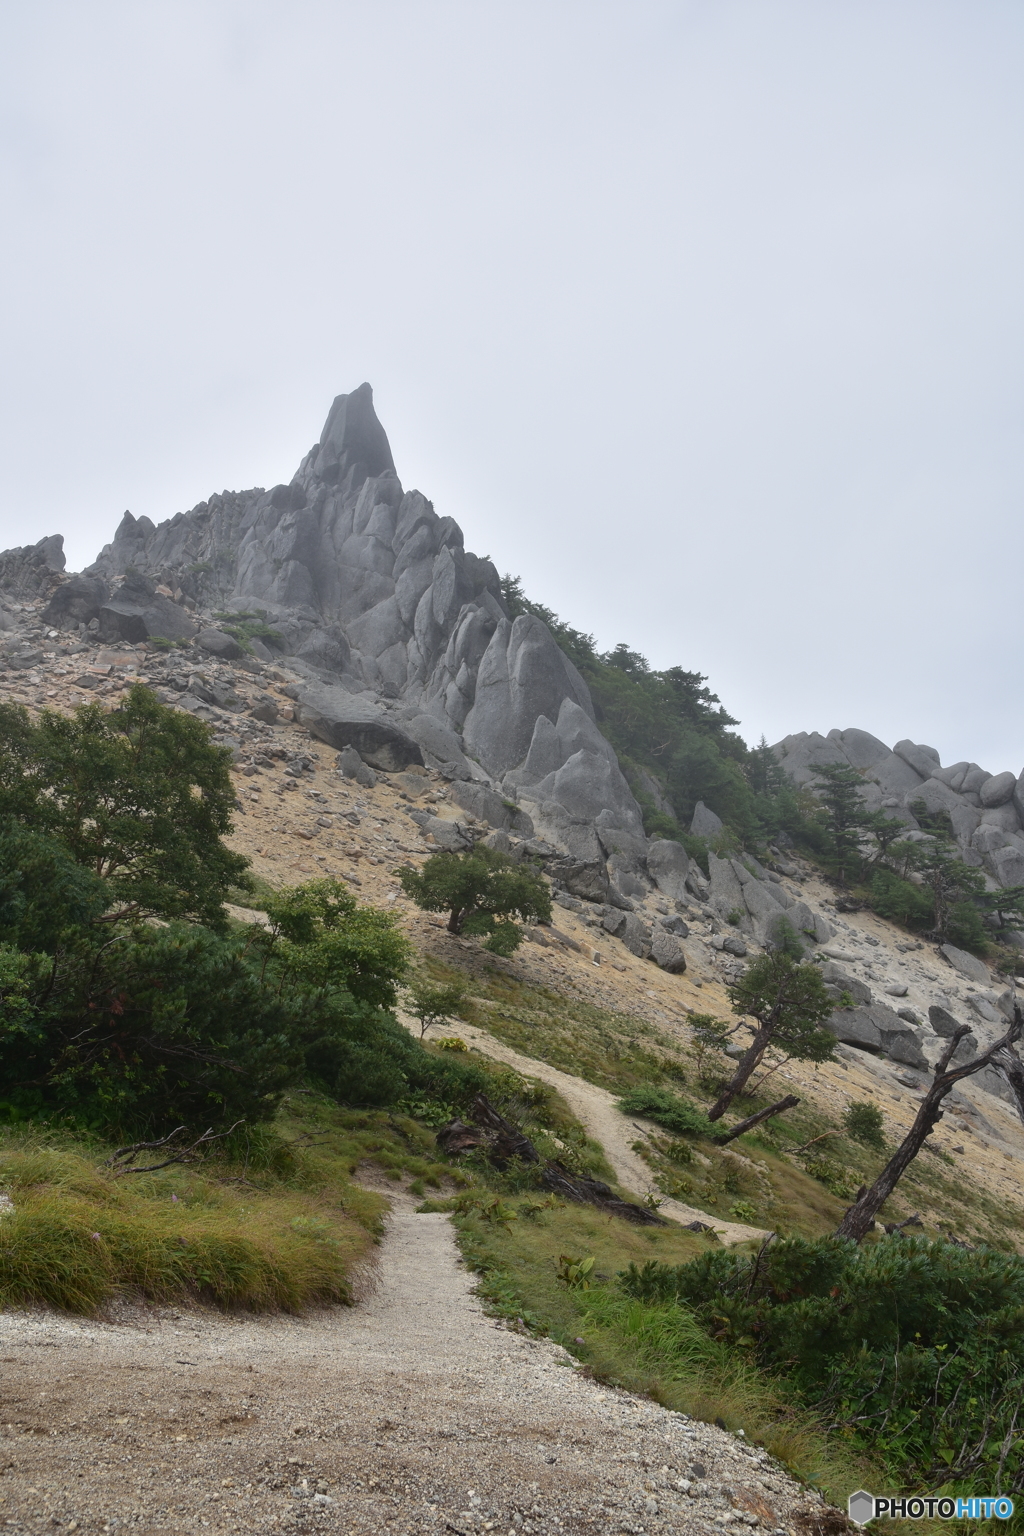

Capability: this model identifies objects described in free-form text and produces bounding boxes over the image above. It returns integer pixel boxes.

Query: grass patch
[423,956,692,1093]
[0,1091,482,1315]
[452,1195,885,1516]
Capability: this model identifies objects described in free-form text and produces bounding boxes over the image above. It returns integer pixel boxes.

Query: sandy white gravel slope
[0,1192,829,1536]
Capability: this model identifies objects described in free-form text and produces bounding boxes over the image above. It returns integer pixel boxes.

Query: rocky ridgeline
[773,727,1024,893]
[1,385,1021,1123]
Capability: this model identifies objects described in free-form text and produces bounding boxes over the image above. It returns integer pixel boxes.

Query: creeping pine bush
[620,1235,1024,1496]
[843,1100,885,1149]
[616,1086,714,1139]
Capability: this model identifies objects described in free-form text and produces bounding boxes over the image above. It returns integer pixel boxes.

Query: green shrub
[616,1086,714,1138]
[621,1235,1024,1495]
[843,1100,885,1149]
[868,867,933,930]
[398,844,551,953]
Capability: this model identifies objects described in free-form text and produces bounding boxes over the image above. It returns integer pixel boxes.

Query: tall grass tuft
[0,1130,381,1314]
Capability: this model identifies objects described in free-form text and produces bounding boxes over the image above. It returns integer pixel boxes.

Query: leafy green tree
[405,974,468,1037]
[397,845,551,953]
[975,884,1024,931]
[0,688,249,928]
[810,761,875,884]
[0,869,426,1133]
[844,1100,885,1149]
[868,865,934,930]
[258,877,410,1009]
[0,822,109,952]
[0,923,303,1133]
[915,841,987,944]
[707,951,836,1122]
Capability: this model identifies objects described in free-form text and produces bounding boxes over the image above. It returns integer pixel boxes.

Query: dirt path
[0,1191,820,1536]
[398,1013,764,1245]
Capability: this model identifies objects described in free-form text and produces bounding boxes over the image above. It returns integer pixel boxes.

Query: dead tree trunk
[834,1007,1023,1243]
[715,1094,800,1145]
[707,1023,774,1122]
[991,1043,1024,1124]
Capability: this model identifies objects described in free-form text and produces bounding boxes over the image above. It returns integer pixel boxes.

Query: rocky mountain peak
[311,382,397,487]
[13,386,655,901]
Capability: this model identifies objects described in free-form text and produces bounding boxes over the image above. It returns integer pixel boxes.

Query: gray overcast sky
[1,2,1021,773]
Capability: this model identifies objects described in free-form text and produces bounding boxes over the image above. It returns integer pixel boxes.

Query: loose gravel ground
[0,1191,838,1536]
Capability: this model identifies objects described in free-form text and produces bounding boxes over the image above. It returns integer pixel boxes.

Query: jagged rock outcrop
[36,384,647,880]
[707,851,833,951]
[773,727,1024,895]
[0,535,66,604]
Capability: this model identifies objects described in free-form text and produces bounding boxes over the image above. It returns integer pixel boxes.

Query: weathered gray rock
[721,935,748,957]
[967,994,1002,1024]
[880,1023,928,1069]
[646,840,691,902]
[973,823,1014,856]
[547,858,611,904]
[0,534,66,601]
[928,1005,963,1038]
[401,713,473,776]
[296,684,424,771]
[820,963,872,1006]
[650,925,687,973]
[657,914,689,936]
[450,779,533,835]
[407,811,472,852]
[77,386,646,869]
[336,746,377,788]
[1013,769,1024,829]
[979,771,1017,808]
[828,1007,883,1051]
[829,1003,927,1066]
[990,844,1024,888]
[894,740,942,779]
[827,727,891,771]
[197,627,245,660]
[603,910,650,957]
[770,731,850,787]
[910,778,964,817]
[979,802,1021,834]
[939,943,990,986]
[509,699,644,847]
[632,766,676,821]
[707,853,747,922]
[41,571,109,626]
[98,572,196,643]
[690,801,724,840]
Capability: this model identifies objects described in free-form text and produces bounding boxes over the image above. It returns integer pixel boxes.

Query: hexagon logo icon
[848,1490,876,1526]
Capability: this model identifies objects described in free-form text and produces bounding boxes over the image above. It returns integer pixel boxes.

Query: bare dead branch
[105,1120,245,1176]
[715,1094,800,1145]
[793,1129,844,1154]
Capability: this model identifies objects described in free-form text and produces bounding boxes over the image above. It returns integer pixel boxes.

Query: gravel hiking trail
[397,1013,764,1246]
[0,1185,828,1536]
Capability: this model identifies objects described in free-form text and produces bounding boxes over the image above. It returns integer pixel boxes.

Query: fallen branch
[793,1129,844,1154]
[883,1212,922,1235]
[437,1095,667,1226]
[105,1121,245,1176]
[715,1094,800,1146]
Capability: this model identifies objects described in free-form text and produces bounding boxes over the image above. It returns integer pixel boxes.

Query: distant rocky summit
[772,729,1024,891]
[3,385,651,897]
[3,385,1024,1105]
